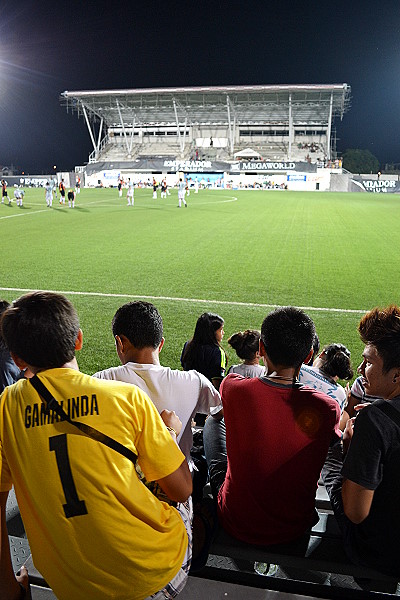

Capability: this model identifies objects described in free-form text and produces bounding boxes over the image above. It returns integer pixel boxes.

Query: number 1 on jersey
[49,433,88,518]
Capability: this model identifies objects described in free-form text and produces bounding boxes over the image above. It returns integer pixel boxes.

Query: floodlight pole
[227,96,235,155]
[82,105,98,159]
[173,99,184,155]
[288,93,293,161]
[326,92,333,160]
[97,118,104,153]
[116,99,131,156]
[182,117,188,155]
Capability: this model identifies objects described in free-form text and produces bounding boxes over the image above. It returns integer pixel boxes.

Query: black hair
[319,343,353,380]
[112,301,163,349]
[182,312,224,365]
[261,306,315,368]
[358,305,400,373]
[304,333,320,365]
[0,300,10,349]
[0,292,80,368]
[228,329,260,360]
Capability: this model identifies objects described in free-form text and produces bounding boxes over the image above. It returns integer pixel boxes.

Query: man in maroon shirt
[204,306,341,547]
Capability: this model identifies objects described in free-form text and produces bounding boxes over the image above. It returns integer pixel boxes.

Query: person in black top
[67,189,75,208]
[59,179,66,204]
[323,305,400,577]
[1,180,10,205]
[181,312,226,391]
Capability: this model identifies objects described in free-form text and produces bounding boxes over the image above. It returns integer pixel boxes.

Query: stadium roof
[61,84,351,128]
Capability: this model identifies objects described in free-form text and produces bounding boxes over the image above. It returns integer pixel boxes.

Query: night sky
[1,0,399,173]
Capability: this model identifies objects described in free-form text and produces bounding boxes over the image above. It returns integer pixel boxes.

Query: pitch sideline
[0,195,238,217]
[0,286,367,315]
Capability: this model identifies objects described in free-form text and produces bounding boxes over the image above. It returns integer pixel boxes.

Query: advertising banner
[162,159,228,172]
[230,161,317,173]
[102,170,121,186]
[287,175,307,181]
[1,176,53,187]
[352,177,400,193]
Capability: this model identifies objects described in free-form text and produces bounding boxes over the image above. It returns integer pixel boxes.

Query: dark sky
[1,0,400,172]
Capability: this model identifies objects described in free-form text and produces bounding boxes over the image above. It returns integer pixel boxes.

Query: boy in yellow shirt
[0,292,192,600]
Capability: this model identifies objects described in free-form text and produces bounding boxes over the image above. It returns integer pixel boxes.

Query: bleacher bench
[7,486,400,600]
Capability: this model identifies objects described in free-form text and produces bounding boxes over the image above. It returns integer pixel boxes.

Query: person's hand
[353,403,368,412]
[342,416,356,455]
[16,565,32,599]
[160,409,182,436]
[344,382,351,408]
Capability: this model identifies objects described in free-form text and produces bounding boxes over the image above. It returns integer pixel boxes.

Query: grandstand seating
[61,85,350,172]
[7,484,399,599]
[90,136,330,167]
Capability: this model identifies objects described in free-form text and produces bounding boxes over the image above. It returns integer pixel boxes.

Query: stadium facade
[61,84,352,191]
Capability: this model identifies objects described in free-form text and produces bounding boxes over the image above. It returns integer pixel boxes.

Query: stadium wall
[330,172,351,192]
[84,167,333,191]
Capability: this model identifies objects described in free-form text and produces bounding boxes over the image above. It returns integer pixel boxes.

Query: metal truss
[60,84,351,160]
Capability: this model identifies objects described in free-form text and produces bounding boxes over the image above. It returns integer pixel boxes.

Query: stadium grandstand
[60,84,351,189]
[61,84,351,164]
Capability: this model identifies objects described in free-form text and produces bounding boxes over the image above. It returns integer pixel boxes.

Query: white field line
[0,287,367,315]
[0,196,237,215]
[0,209,50,220]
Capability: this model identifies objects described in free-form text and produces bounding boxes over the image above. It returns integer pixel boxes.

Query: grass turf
[1,186,399,377]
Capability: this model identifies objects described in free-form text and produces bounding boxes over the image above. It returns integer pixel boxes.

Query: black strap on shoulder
[373,399,400,429]
[259,375,304,389]
[30,375,137,465]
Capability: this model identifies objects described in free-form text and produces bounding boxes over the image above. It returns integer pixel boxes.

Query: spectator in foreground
[342,374,382,420]
[204,306,340,549]
[93,301,222,499]
[322,305,400,577]
[0,292,192,600]
[227,329,265,378]
[0,300,23,394]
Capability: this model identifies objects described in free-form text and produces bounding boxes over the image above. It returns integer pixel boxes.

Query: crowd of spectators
[1,294,400,599]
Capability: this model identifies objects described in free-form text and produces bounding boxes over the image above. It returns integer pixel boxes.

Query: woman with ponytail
[181,312,226,390]
[298,343,353,414]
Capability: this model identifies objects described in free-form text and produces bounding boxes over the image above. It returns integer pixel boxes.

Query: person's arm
[210,406,224,420]
[197,375,224,420]
[342,479,374,524]
[211,376,223,391]
[156,410,193,503]
[0,492,30,600]
[341,406,379,523]
[342,392,360,420]
[157,460,192,503]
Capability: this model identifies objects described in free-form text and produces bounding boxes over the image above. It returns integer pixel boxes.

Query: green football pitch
[1,187,399,378]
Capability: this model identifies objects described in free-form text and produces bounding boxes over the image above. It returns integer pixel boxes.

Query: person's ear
[115,334,133,355]
[158,337,165,353]
[304,348,313,365]
[10,352,29,371]
[75,329,83,351]
[259,340,271,368]
[392,368,400,384]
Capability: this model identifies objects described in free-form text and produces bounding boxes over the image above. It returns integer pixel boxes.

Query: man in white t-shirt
[45,182,53,207]
[126,178,134,206]
[93,301,222,469]
[177,178,187,208]
[14,187,23,207]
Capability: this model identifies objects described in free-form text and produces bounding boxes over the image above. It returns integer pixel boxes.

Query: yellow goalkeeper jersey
[0,368,187,600]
